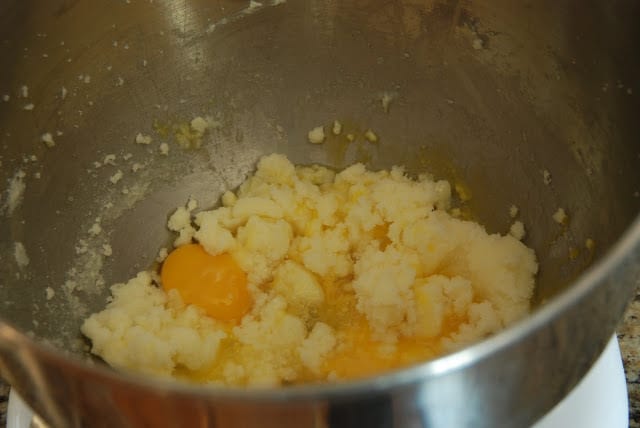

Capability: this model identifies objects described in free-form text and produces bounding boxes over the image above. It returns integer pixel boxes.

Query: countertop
[618,290,640,428]
[2,292,640,427]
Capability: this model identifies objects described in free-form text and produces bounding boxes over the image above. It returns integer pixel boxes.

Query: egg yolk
[321,319,441,380]
[161,244,251,321]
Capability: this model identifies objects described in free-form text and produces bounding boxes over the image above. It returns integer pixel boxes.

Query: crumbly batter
[82,154,538,387]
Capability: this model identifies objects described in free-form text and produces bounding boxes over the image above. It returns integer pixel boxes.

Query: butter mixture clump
[82,154,537,386]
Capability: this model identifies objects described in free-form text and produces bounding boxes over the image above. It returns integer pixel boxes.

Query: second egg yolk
[161,244,251,321]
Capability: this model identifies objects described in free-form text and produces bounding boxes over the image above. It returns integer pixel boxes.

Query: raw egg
[161,244,251,321]
[321,318,440,380]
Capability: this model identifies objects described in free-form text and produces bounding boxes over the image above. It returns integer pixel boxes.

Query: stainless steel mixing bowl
[1,0,639,427]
